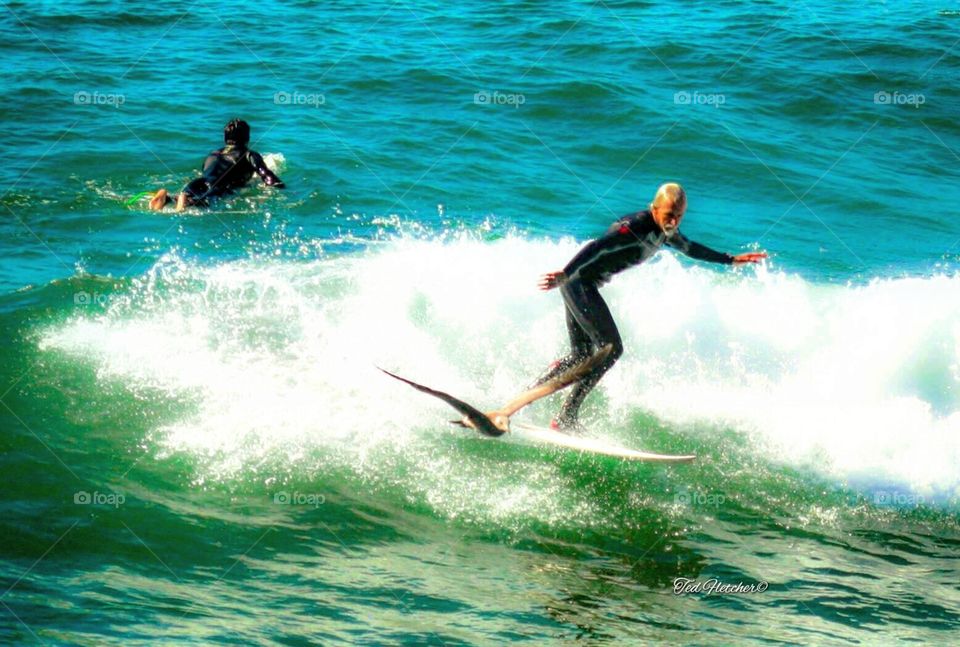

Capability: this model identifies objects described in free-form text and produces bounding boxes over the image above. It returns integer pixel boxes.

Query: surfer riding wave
[533,182,767,431]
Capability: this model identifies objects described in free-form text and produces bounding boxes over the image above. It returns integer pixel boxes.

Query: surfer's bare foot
[175,192,189,212]
[148,189,169,211]
[550,417,584,434]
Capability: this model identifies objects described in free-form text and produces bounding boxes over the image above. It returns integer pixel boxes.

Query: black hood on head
[224,119,250,146]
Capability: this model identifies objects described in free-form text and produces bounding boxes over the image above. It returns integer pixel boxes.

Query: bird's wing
[497,344,613,417]
[377,368,505,437]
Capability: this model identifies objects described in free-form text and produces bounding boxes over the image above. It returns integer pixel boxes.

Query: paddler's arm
[249,151,286,188]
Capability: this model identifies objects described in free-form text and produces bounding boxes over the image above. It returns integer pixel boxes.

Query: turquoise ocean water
[3,1,960,644]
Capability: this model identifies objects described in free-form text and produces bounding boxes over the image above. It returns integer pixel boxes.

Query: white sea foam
[40,236,960,507]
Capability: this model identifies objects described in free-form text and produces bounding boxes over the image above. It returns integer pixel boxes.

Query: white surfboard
[510,422,696,462]
[380,346,695,462]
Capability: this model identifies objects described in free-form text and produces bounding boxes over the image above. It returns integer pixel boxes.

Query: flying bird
[379,345,613,437]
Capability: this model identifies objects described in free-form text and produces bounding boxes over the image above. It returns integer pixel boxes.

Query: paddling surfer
[533,183,766,431]
[148,119,285,211]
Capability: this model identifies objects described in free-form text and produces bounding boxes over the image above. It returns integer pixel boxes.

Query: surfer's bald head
[650,182,687,236]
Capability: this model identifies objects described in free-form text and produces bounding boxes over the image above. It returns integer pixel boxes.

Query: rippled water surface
[2,1,960,644]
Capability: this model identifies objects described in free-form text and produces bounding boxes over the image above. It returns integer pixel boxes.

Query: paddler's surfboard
[510,422,696,462]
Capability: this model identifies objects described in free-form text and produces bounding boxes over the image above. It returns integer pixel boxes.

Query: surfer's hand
[538,271,567,291]
[732,252,767,265]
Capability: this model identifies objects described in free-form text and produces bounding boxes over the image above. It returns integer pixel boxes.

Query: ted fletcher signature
[673,577,769,596]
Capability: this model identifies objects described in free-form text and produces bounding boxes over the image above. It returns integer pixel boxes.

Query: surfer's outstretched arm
[538,270,567,291]
[732,252,767,264]
[666,233,767,265]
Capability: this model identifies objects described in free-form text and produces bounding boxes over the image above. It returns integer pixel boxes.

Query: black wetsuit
[182,144,284,205]
[538,209,734,427]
